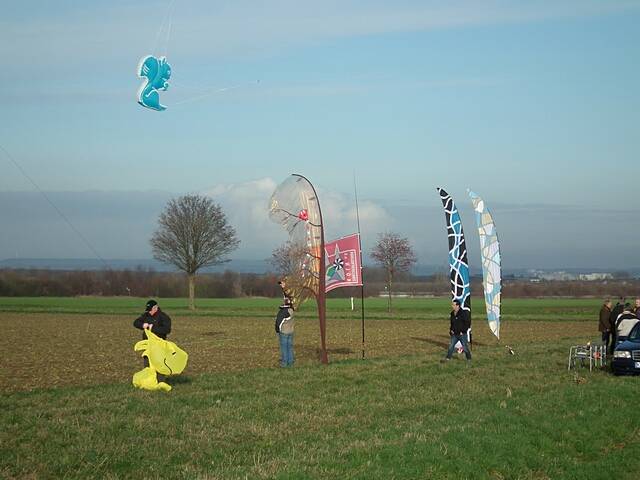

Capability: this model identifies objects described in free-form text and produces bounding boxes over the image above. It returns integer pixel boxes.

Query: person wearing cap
[133,299,172,367]
[274,296,295,367]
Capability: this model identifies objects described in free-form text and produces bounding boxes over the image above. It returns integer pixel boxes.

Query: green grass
[2,345,638,479]
[0,296,603,321]
[1,296,637,479]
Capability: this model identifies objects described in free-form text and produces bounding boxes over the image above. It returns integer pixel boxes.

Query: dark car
[612,322,640,375]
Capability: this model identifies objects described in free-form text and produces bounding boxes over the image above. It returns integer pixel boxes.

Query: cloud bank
[1,180,638,270]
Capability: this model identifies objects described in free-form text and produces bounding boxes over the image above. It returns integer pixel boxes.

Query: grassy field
[0,295,604,318]
[1,296,638,479]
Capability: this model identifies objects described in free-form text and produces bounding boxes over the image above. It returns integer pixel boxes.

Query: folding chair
[567,342,606,371]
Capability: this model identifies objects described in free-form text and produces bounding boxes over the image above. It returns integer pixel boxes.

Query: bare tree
[269,241,295,278]
[150,195,239,309]
[370,232,417,312]
[268,241,309,279]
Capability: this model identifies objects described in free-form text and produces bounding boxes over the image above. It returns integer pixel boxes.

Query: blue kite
[137,55,172,111]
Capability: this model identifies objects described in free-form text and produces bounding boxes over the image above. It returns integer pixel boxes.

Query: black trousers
[606,331,617,354]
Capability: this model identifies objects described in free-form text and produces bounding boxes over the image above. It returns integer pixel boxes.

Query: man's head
[635,298,640,309]
[145,299,159,316]
[624,302,632,312]
[605,299,612,308]
[452,299,461,312]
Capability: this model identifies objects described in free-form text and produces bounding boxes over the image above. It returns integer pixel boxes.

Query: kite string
[0,143,110,269]
[171,81,260,106]
[152,0,176,57]
[163,0,177,57]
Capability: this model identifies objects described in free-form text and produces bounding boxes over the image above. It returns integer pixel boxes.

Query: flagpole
[353,174,366,360]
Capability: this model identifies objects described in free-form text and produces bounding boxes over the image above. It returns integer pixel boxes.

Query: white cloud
[316,187,391,241]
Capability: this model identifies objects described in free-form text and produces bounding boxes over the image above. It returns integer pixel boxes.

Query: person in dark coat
[609,297,625,354]
[133,299,172,368]
[443,299,472,361]
[598,299,613,352]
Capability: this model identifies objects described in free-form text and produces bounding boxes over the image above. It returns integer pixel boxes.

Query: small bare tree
[268,241,307,279]
[150,195,239,309]
[269,241,295,278]
[370,232,417,312]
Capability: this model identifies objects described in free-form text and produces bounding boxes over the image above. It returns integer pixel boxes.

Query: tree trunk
[188,274,196,310]
[387,278,393,313]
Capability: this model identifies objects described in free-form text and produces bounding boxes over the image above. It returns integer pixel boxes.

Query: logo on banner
[325,234,362,292]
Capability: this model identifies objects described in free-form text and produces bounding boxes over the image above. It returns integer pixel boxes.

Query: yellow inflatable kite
[133,328,188,392]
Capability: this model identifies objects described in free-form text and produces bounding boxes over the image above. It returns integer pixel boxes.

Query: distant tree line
[0,267,638,299]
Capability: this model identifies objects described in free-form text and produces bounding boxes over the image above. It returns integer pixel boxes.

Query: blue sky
[1,1,639,270]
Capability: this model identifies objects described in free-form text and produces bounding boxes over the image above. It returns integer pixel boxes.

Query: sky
[1,0,639,271]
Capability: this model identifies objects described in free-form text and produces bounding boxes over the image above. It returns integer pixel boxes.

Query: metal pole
[354,174,366,360]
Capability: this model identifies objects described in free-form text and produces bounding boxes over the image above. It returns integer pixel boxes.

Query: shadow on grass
[201,331,226,337]
[410,336,449,348]
[296,347,355,360]
[411,335,489,348]
[167,375,193,385]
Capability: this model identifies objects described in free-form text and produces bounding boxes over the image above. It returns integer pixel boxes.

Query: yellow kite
[133,328,188,392]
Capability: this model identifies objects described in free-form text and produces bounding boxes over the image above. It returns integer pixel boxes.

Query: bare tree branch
[370,232,417,312]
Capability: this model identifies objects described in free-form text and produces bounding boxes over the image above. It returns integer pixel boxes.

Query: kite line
[0,144,109,269]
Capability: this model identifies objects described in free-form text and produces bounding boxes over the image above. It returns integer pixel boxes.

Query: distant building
[537,271,577,281]
[578,273,613,281]
[526,270,614,281]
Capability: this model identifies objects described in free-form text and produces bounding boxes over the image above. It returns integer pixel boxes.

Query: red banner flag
[325,233,363,292]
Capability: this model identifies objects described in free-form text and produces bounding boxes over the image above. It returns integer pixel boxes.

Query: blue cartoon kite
[137,55,172,111]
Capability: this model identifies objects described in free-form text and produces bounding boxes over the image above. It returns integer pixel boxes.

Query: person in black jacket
[443,299,472,361]
[133,299,172,367]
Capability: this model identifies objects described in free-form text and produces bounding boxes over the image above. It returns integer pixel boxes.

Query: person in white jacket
[615,304,639,344]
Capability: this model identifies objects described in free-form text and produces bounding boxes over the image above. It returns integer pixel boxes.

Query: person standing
[609,297,625,354]
[133,299,172,367]
[615,303,639,344]
[634,298,640,317]
[443,299,472,362]
[275,297,295,367]
[598,299,613,352]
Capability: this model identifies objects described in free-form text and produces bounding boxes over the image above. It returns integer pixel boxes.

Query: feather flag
[468,190,501,339]
[269,175,324,310]
[269,174,328,363]
[437,188,471,312]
